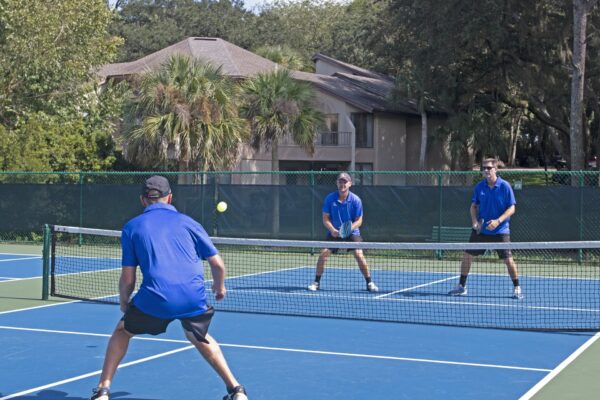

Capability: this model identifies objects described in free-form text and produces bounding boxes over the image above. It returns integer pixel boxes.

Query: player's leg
[503,256,522,299]
[91,320,135,399]
[308,247,331,290]
[352,248,378,291]
[498,234,522,299]
[182,308,248,399]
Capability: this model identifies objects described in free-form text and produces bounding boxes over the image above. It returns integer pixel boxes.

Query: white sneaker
[513,286,523,299]
[307,281,320,291]
[223,385,248,400]
[367,282,379,292]
[448,284,467,296]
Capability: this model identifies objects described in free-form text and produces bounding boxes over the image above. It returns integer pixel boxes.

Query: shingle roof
[98,37,278,79]
[98,38,443,116]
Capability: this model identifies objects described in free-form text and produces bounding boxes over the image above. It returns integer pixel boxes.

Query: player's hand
[486,219,499,230]
[331,229,340,238]
[213,285,226,301]
[120,302,129,314]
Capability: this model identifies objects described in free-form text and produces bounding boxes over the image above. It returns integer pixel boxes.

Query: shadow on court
[0,390,157,400]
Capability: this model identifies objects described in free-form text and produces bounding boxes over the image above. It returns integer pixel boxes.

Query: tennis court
[1,231,600,399]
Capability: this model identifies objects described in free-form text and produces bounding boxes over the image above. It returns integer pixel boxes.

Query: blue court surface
[1,254,600,399]
[0,254,42,281]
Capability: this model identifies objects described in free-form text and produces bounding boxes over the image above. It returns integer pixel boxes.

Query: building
[99,37,449,184]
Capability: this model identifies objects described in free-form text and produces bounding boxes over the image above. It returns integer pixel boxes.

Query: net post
[41,224,51,300]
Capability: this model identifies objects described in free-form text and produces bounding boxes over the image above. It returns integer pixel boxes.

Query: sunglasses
[481,166,494,171]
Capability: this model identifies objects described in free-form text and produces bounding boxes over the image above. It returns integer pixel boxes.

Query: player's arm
[119,266,136,313]
[352,215,363,230]
[322,212,339,237]
[487,205,516,230]
[207,254,227,301]
[469,203,480,229]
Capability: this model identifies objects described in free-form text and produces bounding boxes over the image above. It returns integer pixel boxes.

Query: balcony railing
[280,131,351,147]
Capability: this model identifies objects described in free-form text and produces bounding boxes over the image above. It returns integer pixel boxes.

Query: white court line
[375,276,459,299]
[0,343,194,400]
[0,325,551,375]
[0,276,41,282]
[518,331,600,399]
[0,256,42,263]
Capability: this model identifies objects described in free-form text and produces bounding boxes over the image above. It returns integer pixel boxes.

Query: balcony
[280,131,352,147]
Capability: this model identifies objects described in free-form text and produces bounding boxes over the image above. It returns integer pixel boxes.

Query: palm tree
[240,68,323,235]
[241,68,322,173]
[123,54,248,176]
[254,45,312,72]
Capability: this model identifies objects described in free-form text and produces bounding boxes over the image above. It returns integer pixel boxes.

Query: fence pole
[79,173,84,245]
[578,173,584,262]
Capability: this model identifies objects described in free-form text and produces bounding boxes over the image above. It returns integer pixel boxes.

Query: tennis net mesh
[46,225,600,331]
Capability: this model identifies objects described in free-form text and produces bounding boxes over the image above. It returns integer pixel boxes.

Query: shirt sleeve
[353,196,363,220]
[471,184,480,204]
[121,227,138,267]
[322,193,332,214]
[506,183,517,206]
[191,221,218,260]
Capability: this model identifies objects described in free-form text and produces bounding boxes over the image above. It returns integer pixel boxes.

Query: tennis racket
[339,220,352,239]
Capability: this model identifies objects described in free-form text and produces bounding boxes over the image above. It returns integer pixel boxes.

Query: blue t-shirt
[472,176,516,235]
[322,191,363,237]
[121,203,218,319]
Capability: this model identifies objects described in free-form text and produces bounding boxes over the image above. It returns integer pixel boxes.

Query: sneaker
[307,281,320,291]
[367,282,379,292]
[448,284,467,296]
[90,387,110,400]
[513,286,523,299]
[223,385,248,400]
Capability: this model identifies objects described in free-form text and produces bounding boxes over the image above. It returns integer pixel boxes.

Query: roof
[98,37,278,79]
[98,38,443,116]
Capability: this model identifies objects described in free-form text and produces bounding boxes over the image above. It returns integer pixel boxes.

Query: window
[321,114,339,145]
[351,113,373,148]
[354,163,373,185]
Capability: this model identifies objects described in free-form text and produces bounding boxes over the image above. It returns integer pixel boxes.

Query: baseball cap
[337,172,352,182]
[142,175,171,198]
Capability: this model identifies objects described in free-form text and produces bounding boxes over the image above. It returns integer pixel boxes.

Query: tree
[123,54,248,172]
[0,0,125,172]
[111,0,256,62]
[254,44,312,71]
[570,0,598,172]
[240,68,322,235]
[240,68,322,173]
[0,0,122,124]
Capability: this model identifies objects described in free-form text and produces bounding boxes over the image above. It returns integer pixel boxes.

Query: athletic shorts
[123,304,214,343]
[325,234,363,254]
[466,231,512,260]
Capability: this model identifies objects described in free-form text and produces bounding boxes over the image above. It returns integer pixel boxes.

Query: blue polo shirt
[472,176,516,235]
[121,203,218,319]
[322,191,363,237]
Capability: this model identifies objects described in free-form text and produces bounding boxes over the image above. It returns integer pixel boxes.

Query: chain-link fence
[1,170,599,244]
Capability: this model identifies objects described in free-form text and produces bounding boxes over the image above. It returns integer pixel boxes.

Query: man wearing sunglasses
[448,158,522,299]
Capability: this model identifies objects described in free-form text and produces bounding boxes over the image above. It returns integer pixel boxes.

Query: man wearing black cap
[307,172,378,292]
[91,175,248,400]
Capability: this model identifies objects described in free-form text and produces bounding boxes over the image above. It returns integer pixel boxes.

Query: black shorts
[123,304,214,343]
[325,234,363,254]
[466,231,512,260]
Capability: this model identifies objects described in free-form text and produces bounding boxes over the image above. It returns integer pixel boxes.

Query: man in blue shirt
[448,159,522,299]
[91,176,248,400]
[307,172,378,292]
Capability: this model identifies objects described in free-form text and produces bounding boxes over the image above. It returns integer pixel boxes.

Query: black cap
[142,175,171,199]
[337,172,352,182]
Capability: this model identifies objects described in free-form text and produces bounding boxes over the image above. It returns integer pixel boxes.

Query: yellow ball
[216,201,228,213]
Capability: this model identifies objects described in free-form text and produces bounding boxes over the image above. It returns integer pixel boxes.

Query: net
[46,225,600,331]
